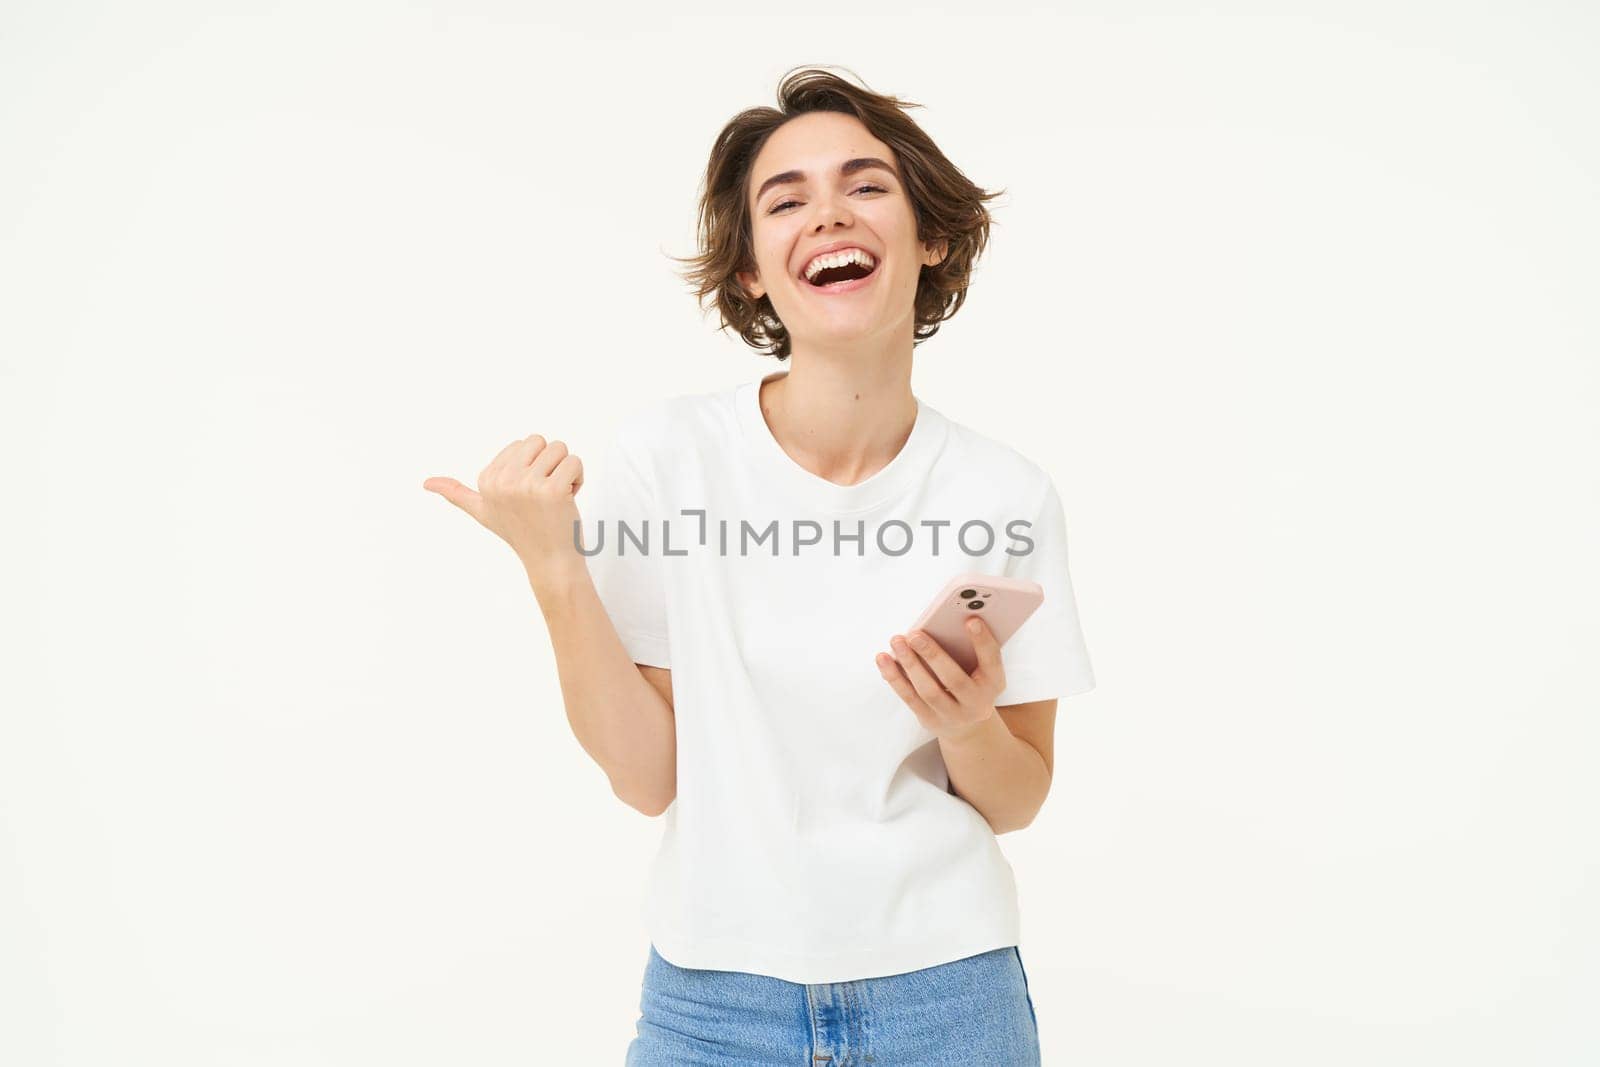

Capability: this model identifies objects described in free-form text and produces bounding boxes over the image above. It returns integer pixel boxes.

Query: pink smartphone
[908,572,1045,674]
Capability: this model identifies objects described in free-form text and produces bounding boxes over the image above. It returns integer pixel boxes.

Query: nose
[810,194,855,232]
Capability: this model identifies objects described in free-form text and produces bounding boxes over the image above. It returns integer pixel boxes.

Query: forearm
[938,712,1050,834]
[527,560,675,814]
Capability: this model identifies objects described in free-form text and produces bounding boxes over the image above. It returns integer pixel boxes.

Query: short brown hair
[671,66,1005,361]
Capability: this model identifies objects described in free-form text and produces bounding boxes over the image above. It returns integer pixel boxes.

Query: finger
[905,629,976,696]
[966,616,1007,688]
[550,453,584,495]
[484,435,548,485]
[508,433,550,470]
[421,476,484,520]
[875,653,936,725]
[480,436,538,484]
[528,439,568,478]
[889,636,957,714]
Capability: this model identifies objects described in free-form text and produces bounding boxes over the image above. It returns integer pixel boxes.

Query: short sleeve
[581,429,672,669]
[992,474,1095,704]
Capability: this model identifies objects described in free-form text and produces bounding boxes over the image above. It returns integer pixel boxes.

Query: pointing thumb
[422,477,483,520]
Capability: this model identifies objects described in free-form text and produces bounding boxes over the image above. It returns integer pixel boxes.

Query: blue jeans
[624,943,1041,1065]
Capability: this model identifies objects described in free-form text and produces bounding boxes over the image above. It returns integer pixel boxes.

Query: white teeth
[803,247,877,281]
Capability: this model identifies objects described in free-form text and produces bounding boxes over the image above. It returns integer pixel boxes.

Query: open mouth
[803,258,879,291]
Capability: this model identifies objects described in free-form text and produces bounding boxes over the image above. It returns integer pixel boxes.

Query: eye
[767,183,888,215]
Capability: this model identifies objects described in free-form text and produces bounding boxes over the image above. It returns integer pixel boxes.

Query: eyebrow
[753,156,900,206]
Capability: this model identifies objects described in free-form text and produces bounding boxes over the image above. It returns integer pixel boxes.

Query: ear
[922,238,949,269]
[736,269,765,300]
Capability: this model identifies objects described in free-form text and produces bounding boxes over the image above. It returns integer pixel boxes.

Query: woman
[424,67,1096,1065]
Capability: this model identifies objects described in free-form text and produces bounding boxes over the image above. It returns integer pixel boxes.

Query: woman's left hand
[876,617,1006,742]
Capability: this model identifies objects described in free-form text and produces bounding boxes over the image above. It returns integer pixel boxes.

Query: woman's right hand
[423,434,587,580]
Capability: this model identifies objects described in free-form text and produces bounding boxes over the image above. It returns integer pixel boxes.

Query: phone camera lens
[959,588,977,599]
[967,599,984,610]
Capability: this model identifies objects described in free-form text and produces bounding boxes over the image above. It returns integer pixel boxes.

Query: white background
[4,2,1596,1064]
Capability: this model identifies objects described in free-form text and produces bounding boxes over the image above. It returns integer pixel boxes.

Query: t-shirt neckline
[735,369,947,514]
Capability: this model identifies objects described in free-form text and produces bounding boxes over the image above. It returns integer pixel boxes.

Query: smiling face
[737,111,946,350]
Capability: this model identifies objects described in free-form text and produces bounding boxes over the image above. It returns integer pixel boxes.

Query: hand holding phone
[908,572,1044,674]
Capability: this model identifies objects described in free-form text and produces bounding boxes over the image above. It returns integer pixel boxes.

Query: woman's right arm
[423,433,676,817]
[528,563,677,816]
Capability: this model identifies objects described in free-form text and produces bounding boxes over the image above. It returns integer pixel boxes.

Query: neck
[758,340,918,488]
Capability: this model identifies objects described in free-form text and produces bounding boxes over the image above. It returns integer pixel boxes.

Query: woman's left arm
[876,618,1057,834]
[942,700,1056,833]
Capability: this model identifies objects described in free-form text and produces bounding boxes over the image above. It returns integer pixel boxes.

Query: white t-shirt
[581,369,1096,984]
